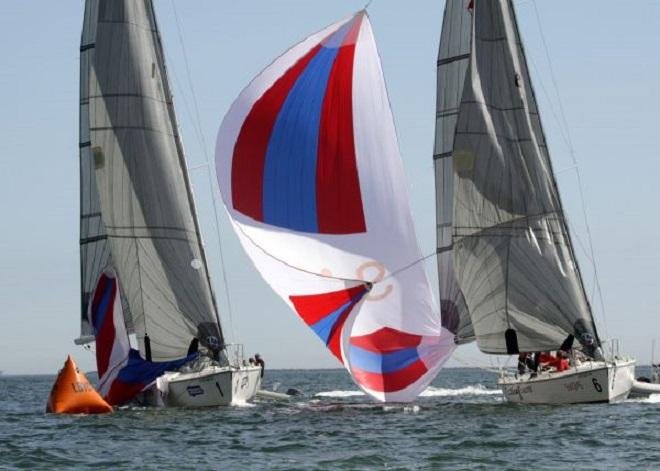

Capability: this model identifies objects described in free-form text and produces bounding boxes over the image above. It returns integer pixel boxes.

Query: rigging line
[162,48,204,154]
[379,250,438,283]
[171,0,237,343]
[232,221,436,287]
[530,0,609,339]
[159,8,205,160]
[232,222,368,286]
[525,54,571,153]
[566,219,595,265]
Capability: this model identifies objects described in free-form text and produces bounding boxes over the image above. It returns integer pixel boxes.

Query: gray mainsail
[446,0,599,354]
[434,0,474,344]
[79,0,223,361]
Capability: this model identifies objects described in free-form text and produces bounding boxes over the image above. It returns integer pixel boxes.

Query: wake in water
[420,385,502,397]
[294,402,421,413]
[314,384,501,399]
[626,394,660,404]
[315,390,365,398]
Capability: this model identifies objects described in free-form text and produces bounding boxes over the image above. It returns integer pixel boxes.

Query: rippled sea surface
[2,367,660,470]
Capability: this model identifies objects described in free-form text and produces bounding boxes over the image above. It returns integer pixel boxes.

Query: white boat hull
[145,365,262,407]
[498,358,635,404]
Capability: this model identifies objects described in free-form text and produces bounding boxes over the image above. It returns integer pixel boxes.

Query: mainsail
[216,12,454,401]
[79,0,223,361]
[438,0,600,354]
[435,0,475,344]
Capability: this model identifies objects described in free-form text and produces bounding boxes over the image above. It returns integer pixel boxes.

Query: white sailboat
[76,0,260,407]
[434,0,634,404]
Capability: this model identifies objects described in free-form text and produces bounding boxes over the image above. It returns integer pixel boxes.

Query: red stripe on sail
[231,44,322,221]
[350,327,424,354]
[289,285,368,363]
[315,15,366,234]
[289,285,366,326]
[352,359,428,393]
[95,281,117,378]
[90,274,108,318]
[325,295,363,362]
[104,379,146,406]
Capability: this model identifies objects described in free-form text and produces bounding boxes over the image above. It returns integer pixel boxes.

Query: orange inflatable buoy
[46,355,113,414]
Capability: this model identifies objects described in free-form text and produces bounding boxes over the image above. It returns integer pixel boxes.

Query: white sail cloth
[450,0,598,354]
[216,13,454,401]
[435,0,475,344]
[79,0,222,360]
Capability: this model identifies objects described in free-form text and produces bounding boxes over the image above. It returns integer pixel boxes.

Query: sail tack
[79,0,222,360]
[445,0,599,354]
[216,12,454,401]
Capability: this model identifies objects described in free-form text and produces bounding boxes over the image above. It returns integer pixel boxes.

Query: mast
[507,0,600,347]
[448,0,600,355]
[78,0,224,361]
[147,3,224,337]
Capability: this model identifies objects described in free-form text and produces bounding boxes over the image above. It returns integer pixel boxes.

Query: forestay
[216,12,454,401]
[434,0,475,345]
[450,0,599,354]
[79,0,223,361]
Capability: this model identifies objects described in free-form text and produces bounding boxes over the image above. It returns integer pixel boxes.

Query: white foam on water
[626,393,660,404]
[383,404,420,413]
[232,400,256,408]
[315,384,501,399]
[420,384,502,397]
[315,390,366,398]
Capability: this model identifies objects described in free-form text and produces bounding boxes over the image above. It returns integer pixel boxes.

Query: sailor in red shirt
[538,352,556,369]
[538,351,570,372]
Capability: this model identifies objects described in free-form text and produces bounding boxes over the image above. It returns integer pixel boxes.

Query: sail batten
[440,0,599,354]
[79,0,223,361]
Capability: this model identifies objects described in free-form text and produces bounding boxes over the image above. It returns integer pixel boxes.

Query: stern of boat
[148,344,263,407]
[499,357,635,405]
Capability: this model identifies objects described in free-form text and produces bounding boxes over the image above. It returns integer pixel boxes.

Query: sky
[1,0,659,375]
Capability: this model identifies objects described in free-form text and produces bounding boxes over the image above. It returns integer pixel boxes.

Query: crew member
[254,353,265,378]
[517,353,528,375]
[538,351,557,369]
[207,335,221,362]
[555,351,570,372]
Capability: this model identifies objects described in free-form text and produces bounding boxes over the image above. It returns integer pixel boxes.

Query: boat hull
[498,359,635,404]
[144,365,262,407]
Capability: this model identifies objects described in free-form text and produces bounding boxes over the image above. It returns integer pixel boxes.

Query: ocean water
[1,367,659,470]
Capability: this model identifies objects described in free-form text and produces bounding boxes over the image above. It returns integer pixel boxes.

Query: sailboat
[76,0,261,407]
[435,0,635,404]
[215,11,455,402]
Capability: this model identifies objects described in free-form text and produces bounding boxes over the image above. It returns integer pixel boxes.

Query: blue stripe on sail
[349,346,421,374]
[116,349,196,385]
[93,280,114,334]
[309,299,354,344]
[262,20,354,232]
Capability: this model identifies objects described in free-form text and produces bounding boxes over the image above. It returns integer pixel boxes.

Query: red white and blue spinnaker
[88,270,195,405]
[216,12,454,401]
